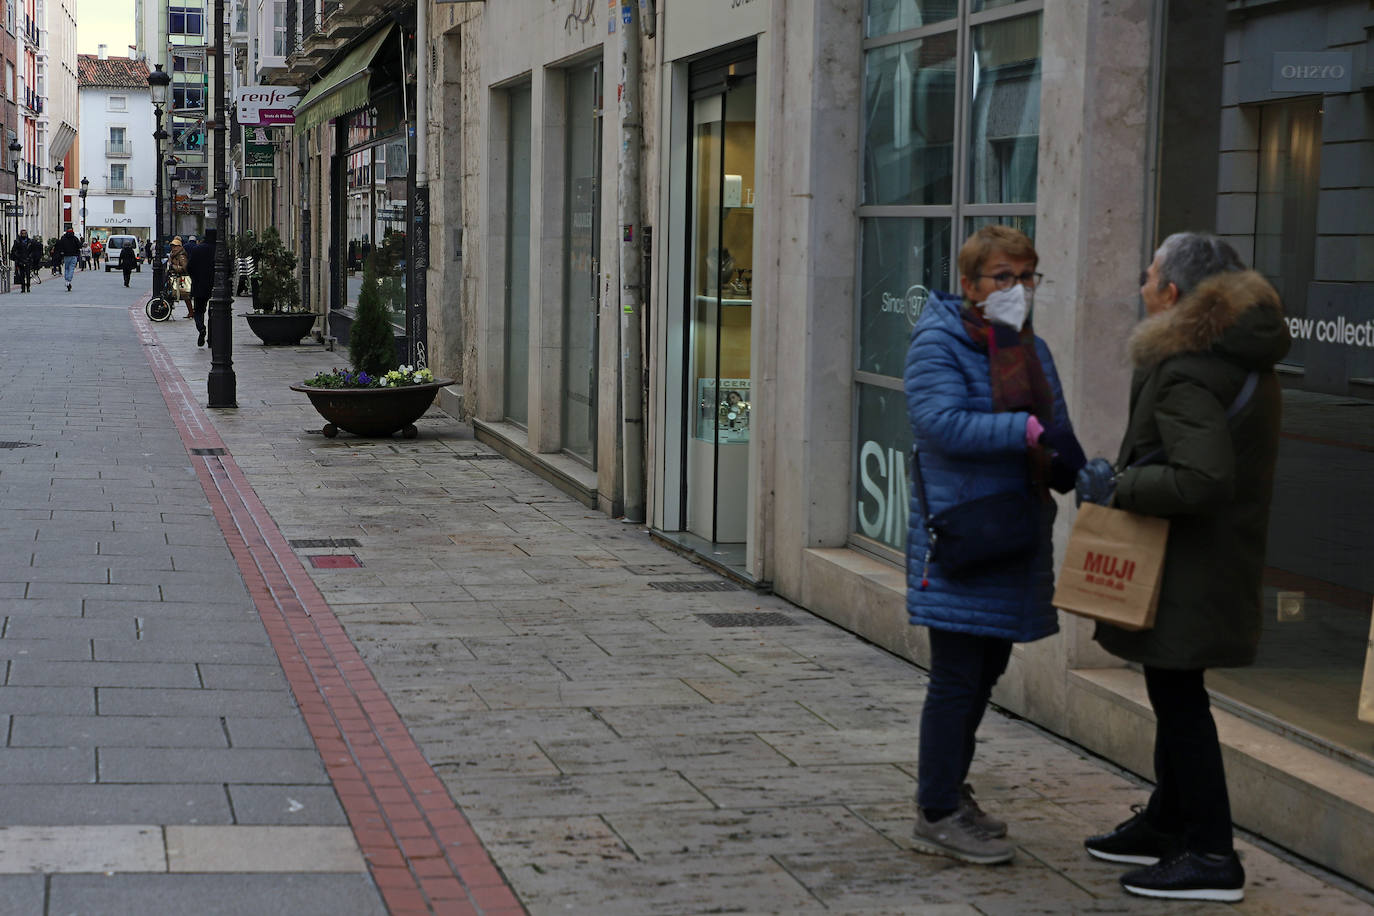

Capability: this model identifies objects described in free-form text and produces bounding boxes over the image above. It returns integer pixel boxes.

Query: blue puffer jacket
[903,290,1071,643]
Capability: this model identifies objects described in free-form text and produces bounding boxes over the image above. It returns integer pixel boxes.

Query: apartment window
[171,53,203,73]
[169,6,203,35]
[6,0,14,34]
[172,86,203,110]
[112,199,125,214]
[109,126,125,146]
[6,62,14,100]
[109,162,127,191]
[854,0,1043,556]
[108,95,125,110]
[272,0,287,56]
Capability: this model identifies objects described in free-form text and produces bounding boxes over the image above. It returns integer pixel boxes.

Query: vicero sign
[1271,51,1353,93]
[235,87,302,126]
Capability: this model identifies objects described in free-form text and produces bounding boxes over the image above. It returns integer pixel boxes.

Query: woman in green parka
[1082,233,1290,904]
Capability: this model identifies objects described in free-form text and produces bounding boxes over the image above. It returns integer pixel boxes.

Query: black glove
[1075,457,1117,507]
[1039,423,1087,493]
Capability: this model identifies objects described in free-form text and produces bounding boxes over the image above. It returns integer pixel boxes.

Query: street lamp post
[78,177,88,246]
[207,0,236,408]
[148,64,171,296]
[8,139,20,263]
[53,163,63,232]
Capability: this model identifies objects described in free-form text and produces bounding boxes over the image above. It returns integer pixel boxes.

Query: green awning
[294,25,394,135]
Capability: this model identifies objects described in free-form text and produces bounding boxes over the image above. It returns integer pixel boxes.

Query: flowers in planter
[302,365,434,389]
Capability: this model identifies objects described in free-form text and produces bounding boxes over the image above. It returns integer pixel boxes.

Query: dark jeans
[193,296,209,336]
[916,628,1013,813]
[1142,667,1233,855]
[122,268,133,286]
[13,263,28,290]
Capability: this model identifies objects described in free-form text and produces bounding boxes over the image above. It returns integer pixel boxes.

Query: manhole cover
[696,612,798,628]
[0,441,39,449]
[189,447,227,456]
[309,555,363,569]
[649,580,743,593]
[289,538,362,549]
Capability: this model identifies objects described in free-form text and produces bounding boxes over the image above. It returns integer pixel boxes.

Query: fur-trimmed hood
[1129,269,1290,370]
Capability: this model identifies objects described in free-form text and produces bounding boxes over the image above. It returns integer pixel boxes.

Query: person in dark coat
[1082,233,1290,903]
[29,236,43,284]
[9,229,33,292]
[118,240,137,287]
[187,229,217,348]
[904,225,1084,865]
[58,228,80,290]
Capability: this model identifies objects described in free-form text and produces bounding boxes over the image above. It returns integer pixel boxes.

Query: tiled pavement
[0,268,1369,914]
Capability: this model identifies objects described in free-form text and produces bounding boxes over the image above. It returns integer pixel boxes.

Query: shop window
[503,84,532,426]
[855,0,1041,556]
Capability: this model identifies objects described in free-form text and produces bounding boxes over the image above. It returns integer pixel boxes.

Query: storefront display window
[340,106,407,329]
[1157,2,1373,762]
[854,0,1040,558]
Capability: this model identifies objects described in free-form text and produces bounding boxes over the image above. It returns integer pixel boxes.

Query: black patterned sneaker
[959,783,1007,838]
[1085,805,1181,865]
[1120,850,1245,902]
[912,808,1014,865]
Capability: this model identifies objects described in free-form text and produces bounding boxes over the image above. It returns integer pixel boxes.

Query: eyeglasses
[978,270,1044,290]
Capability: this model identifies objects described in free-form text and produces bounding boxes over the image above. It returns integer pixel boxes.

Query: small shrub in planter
[347,253,399,377]
[250,227,302,314]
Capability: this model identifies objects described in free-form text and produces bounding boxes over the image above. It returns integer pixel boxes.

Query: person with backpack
[58,227,81,291]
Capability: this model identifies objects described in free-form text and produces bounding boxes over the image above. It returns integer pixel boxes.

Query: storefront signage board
[245,141,276,179]
[664,0,766,61]
[236,86,302,126]
[1271,52,1353,93]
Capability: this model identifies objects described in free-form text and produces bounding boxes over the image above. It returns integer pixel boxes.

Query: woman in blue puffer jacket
[904,225,1084,865]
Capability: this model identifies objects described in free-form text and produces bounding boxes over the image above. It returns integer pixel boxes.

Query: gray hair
[1153,232,1245,297]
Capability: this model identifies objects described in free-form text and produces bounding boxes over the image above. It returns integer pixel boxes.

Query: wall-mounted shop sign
[1272,51,1353,93]
[236,86,301,126]
[244,141,275,179]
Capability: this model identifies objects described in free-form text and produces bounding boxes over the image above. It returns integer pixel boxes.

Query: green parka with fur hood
[1094,270,1291,670]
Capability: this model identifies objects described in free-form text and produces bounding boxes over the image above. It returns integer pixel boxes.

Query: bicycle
[145,278,175,322]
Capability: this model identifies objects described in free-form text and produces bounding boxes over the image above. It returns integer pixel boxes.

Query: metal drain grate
[309,555,363,569]
[189,447,227,456]
[0,441,39,449]
[455,453,505,461]
[289,537,362,549]
[696,612,798,628]
[649,580,743,593]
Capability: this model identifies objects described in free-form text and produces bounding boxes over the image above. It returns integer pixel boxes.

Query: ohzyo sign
[1272,52,1353,93]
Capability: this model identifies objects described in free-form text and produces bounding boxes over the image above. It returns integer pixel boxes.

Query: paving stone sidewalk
[142,279,1374,916]
[0,277,387,914]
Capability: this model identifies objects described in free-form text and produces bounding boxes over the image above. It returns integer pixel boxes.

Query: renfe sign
[1272,52,1353,93]
[235,86,301,126]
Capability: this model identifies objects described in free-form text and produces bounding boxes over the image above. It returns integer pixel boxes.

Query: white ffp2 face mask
[982,283,1030,330]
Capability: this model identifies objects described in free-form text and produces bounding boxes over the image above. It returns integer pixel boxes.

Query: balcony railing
[22,87,44,114]
[106,141,133,158]
[22,13,39,45]
[106,177,134,192]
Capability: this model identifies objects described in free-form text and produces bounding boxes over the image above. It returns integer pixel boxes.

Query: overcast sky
[76,0,136,57]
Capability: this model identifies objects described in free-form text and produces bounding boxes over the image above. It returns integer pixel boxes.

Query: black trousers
[1143,667,1233,855]
[193,295,209,337]
[916,628,1013,813]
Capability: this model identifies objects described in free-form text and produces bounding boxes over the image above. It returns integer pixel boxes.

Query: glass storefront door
[684,63,756,545]
[504,85,533,426]
[561,63,601,465]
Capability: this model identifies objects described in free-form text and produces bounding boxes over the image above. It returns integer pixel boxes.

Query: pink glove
[1025,415,1044,449]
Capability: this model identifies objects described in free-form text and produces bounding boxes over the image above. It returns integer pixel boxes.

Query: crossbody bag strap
[1127,370,1260,470]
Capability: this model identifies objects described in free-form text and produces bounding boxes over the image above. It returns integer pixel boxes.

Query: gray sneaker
[912,808,1015,865]
[959,783,1007,838]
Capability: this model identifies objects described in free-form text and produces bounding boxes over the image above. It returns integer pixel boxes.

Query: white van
[104,235,142,271]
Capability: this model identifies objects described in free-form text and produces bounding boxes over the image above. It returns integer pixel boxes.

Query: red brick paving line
[130,302,526,916]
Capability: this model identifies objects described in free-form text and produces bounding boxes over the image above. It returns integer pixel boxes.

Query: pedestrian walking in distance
[58,227,80,291]
[9,229,34,292]
[80,238,91,271]
[118,240,137,288]
[167,237,193,318]
[188,229,216,347]
[904,225,1084,866]
[1082,233,1290,903]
